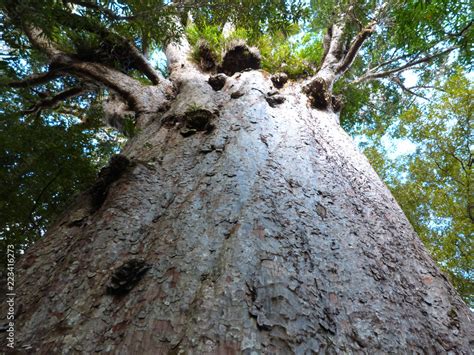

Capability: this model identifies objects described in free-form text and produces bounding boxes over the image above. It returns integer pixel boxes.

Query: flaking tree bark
[2,11,473,355]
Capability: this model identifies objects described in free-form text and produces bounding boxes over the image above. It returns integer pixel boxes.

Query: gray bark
[3,65,473,354]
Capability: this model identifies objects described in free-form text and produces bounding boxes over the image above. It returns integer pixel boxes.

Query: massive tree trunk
[3,53,473,353]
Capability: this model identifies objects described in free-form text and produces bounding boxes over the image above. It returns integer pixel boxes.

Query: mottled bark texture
[3,65,473,354]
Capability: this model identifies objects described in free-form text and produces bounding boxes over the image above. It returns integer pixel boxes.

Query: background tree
[0,81,123,250]
[0,0,472,353]
[364,69,473,305]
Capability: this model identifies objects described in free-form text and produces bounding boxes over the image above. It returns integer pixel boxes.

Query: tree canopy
[0,0,472,304]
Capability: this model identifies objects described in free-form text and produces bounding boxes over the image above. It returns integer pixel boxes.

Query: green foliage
[309,0,472,65]
[186,24,323,78]
[310,0,472,133]
[1,0,182,56]
[0,113,121,251]
[257,31,323,78]
[187,24,226,63]
[363,70,473,306]
[0,53,122,260]
[186,1,318,78]
[192,0,310,37]
[391,0,472,63]
[339,80,404,136]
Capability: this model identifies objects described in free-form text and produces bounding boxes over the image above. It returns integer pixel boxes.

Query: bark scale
[2,66,473,353]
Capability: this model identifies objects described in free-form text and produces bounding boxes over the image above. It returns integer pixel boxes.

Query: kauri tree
[0,0,473,353]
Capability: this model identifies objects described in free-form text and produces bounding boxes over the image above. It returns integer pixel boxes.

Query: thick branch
[337,21,376,75]
[21,24,155,110]
[303,23,344,111]
[164,18,193,75]
[306,4,383,110]
[122,40,163,85]
[47,10,163,85]
[23,26,63,59]
[310,1,391,86]
[319,27,332,68]
[327,23,346,63]
[66,60,148,109]
[37,6,164,85]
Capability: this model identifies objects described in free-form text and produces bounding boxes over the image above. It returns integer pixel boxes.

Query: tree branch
[445,20,473,38]
[319,27,332,68]
[432,159,466,188]
[391,77,429,100]
[337,21,376,75]
[8,70,61,88]
[367,41,440,73]
[121,40,164,85]
[63,0,128,21]
[370,49,408,72]
[305,2,389,110]
[22,25,63,59]
[350,46,457,84]
[21,23,156,111]
[36,5,164,85]
[449,150,469,175]
[335,1,389,75]
[22,86,90,115]
[28,164,64,228]
[403,84,445,92]
[67,61,149,108]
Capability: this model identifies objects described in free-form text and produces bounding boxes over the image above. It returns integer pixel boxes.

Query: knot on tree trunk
[271,72,288,89]
[208,74,227,91]
[163,106,217,137]
[303,77,332,110]
[89,154,131,211]
[106,259,151,296]
[266,94,286,108]
[220,40,261,76]
[183,108,216,132]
